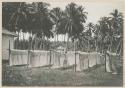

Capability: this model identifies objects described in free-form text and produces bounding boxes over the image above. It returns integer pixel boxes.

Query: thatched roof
[2,27,18,37]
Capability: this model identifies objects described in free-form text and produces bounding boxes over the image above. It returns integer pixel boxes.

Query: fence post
[103,50,107,72]
[74,40,76,72]
[9,40,11,66]
[59,51,61,66]
[75,51,76,72]
[88,53,90,69]
[49,50,51,69]
[96,57,97,66]
[27,49,29,68]
[96,54,98,65]
[105,53,108,72]
[88,58,89,69]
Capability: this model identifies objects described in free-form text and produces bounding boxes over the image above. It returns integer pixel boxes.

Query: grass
[2,61,123,86]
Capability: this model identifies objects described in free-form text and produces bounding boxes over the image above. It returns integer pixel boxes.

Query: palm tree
[50,7,65,42]
[77,32,88,51]
[7,2,27,33]
[99,9,123,53]
[59,2,87,51]
[26,2,54,50]
[110,9,123,35]
[86,22,95,52]
[110,9,123,54]
[97,17,112,53]
[93,24,101,52]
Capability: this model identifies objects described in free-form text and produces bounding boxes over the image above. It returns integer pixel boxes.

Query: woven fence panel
[10,49,28,66]
[28,50,50,67]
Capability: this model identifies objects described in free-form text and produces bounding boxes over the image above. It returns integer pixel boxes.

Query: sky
[21,0,124,41]
[26,0,124,24]
[48,1,124,24]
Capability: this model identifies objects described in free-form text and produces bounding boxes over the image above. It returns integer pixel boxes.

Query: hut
[2,27,17,60]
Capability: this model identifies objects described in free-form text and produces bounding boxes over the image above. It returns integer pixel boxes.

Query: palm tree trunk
[43,36,45,50]
[87,40,89,52]
[74,39,76,72]
[17,31,20,49]
[57,34,58,42]
[30,32,33,50]
[23,33,25,49]
[116,39,121,54]
[64,35,65,42]
[66,33,69,51]
[101,39,104,53]
[95,40,98,52]
[64,34,66,43]
[82,38,84,51]
[119,42,123,56]
[110,36,113,52]
[54,34,56,42]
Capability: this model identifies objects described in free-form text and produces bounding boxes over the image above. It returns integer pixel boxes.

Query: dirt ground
[2,61,123,86]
